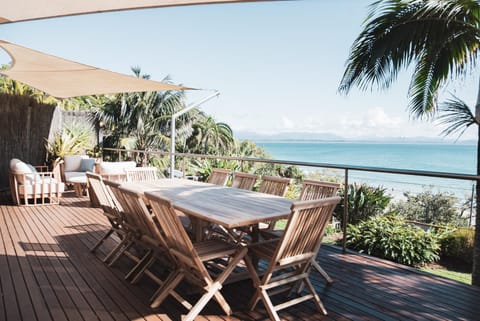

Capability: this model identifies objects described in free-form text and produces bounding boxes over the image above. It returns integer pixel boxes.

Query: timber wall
[0,93,57,190]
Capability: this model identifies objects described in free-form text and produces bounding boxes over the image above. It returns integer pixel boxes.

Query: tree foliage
[390,190,465,226]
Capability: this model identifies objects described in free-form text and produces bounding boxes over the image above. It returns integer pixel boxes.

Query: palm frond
[436,95,478,139]
[339,0,480,119]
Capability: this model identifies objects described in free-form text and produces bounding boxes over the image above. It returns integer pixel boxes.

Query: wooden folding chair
[245,196,341,321]
[100,179,151,268]
[86,172,128,260]
[258,175,292,231]
[207,168,231,186]
[115,187,191,309]
[124,167,159,182]
[258,175,292,197]
[231,172,258,191]
[298,180,340,283]
[300,179,340,200]
[145,192,248,321]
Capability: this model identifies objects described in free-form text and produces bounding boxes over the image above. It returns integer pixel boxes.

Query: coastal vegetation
[339,0,480,286]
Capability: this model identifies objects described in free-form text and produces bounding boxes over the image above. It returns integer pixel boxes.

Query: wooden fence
[0,93,57,191]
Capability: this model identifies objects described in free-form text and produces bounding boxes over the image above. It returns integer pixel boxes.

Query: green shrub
[346,216,440,266]
[440,228,474,266]
[390,190,465,226]
[335,183,391,228]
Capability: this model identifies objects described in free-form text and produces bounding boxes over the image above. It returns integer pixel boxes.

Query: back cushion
[10,158,33,184]
[64,155,88,172]
[79,158,96,172]
[100,161,136,174]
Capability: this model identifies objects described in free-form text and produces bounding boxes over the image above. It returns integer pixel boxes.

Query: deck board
[0,191,479,321]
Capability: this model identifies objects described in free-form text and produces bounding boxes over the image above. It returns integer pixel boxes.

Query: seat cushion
[19,180,65,195]
[63,155,88,172]
[65,171,87,182]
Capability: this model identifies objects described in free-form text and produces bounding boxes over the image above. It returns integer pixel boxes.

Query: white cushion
[65,171,87,182]
[10,158,34,184]
[63,155,88,172]
[99,161,136,174]
[19,181,65,195]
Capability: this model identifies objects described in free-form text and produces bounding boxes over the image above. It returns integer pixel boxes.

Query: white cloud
[280,116,295,129]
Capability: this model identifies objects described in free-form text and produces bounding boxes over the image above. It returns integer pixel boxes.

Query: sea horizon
[253,140,477,201]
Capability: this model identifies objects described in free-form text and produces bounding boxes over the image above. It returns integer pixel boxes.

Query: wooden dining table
[117,178,293,241]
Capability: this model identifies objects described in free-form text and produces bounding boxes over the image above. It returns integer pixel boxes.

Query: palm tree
[93,67,194,163]
[187,114,234,154]
[338,0,480,286]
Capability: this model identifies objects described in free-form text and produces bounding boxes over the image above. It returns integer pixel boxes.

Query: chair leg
[90,228,114,253]
[184,282,223,321]
[304,276,327,315]
[108,239,134,266]
[312,260,333,283]
[212,289,232,315]
[102,234,130,263]
[150,270,184,308]
[125,249,153,281]
[260,288,281,321]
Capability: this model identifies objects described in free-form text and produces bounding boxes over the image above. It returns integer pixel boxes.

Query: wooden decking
[0,192,479,321]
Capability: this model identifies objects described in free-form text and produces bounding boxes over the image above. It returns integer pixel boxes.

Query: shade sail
[0,0,273,24]
[0,40,190,99]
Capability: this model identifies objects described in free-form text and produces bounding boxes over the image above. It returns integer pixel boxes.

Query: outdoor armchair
[9,158,64,206]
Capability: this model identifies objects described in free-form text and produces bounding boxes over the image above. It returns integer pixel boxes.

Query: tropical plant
[338,0,480,285]
[44,121,95,163]
[92,67,194,164]
[186,114,234,154]
[335,183,392,228]
[347,215,441,266]
[390,190,466,226]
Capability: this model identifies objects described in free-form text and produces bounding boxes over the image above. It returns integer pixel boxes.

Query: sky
[0,0,478,141]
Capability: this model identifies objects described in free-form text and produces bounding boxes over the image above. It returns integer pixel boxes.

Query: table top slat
[118,179,292,228]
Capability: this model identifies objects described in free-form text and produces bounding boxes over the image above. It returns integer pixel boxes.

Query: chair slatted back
[117,187,166,246]
[87,172,119,217]
[299,180,340,200]
[258,175,292,197]
[125,167,159,182]
[207,168,231,186]
[231,172,258,191]
[272,197,340,267]
[104,180,145,230]
[145,193,208,276]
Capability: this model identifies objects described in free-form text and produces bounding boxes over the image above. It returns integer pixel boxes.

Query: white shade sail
[0,40,190,98]
[0,0,273,24]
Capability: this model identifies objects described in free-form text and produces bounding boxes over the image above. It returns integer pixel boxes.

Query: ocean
[255,141,477,200]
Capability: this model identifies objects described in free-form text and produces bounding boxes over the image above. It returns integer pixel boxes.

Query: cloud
[280,116,295,129]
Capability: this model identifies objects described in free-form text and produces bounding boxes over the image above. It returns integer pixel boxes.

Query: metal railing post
[342,169,348,253]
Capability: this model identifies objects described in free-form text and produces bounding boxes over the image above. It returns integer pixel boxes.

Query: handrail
[101,147,478,252]
[101,147,480,181]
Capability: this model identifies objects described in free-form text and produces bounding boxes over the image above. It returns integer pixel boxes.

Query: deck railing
[101,147,479,251]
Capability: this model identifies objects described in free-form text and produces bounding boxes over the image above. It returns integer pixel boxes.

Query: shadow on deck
[0,192,478,321]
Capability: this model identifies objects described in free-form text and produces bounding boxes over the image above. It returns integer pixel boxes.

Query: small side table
[68,176,88,197]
